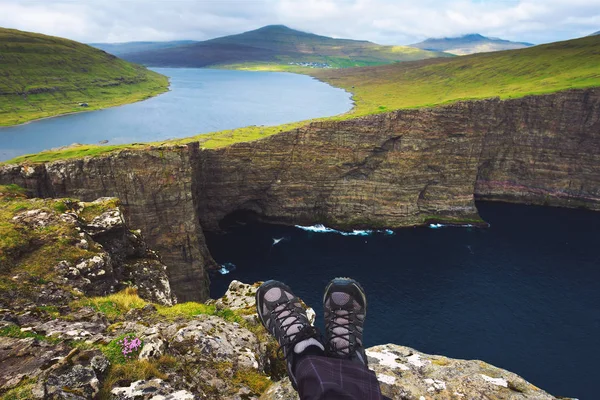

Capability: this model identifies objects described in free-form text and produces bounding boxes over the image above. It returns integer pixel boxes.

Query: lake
[0,68,352,161]
[207,202,600,399]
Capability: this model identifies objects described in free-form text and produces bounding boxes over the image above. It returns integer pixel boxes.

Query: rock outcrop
[0,279,564,399]
[2,88,599,300]
[0,194,175,309]
[262,344,557,400]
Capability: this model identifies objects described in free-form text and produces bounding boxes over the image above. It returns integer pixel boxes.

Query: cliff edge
[2,89,599,301]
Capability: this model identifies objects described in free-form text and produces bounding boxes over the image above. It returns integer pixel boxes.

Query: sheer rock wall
[2,88,599,300]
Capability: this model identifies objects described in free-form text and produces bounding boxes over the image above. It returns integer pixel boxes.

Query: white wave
[218,262,236,275]
[295,224,394,236]
[295,224,338,233]
[272,237,284,245]
[429,223,444,229]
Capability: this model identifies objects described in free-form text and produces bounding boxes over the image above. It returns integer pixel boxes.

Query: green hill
[116,25,451,69]
[410,33,533,55]
[312,34,600,116]
[0,27,169,126]
[6,34,600,164]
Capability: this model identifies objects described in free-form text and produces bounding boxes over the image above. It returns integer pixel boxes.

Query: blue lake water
[0,68,352,161]
[207,202,600,399]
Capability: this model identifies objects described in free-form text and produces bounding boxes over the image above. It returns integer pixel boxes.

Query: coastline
[0,78,171,129]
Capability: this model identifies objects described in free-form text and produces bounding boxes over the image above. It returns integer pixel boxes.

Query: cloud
[1,0,599,45]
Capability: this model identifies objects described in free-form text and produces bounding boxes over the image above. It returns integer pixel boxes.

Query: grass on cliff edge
[310,34,600,116]
[0,27,169,126]
[0,190,116,290]
[2,35,600,164]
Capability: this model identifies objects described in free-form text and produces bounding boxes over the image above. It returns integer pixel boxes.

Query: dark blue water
[0,68,352,161]
[207,202,600,399]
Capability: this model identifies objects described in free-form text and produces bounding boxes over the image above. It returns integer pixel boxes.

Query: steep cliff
[0,146,214,302]
[1,88,599,300]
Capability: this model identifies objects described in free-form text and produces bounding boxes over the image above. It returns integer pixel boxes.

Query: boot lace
[272,301,318,360]
[327,308,356,356]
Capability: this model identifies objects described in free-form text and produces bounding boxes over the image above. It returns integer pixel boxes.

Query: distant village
[288,61,333,68]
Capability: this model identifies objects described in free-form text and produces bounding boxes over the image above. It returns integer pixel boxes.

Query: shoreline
[0,81,171,130]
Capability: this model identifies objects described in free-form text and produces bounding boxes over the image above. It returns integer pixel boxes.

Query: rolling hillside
[106,25,451,68]
[0,27,168,126]
[312,35,600,116]
[410,33,533,55]
[6,33,600,164]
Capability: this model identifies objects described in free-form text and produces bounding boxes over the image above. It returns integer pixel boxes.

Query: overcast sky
[1,0,599,45]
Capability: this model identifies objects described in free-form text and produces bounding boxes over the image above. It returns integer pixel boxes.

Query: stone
[35,318,107,341]
[366,344,557,400]
[138,337,166,360]
[124,259,175,306]
[0,337,71,392]
[213,280,257,311]
[111,379,196,399]
[168,315,261,370]
[44,349,108,400]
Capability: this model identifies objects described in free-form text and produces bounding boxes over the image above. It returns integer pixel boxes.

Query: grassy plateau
[0,27,169,126]
[3,34,600,165]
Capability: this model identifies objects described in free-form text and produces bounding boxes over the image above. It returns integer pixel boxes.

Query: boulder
[43,349,109,399]
[111,379,196,399]
[259,344,558,400]
[0,337,71,392]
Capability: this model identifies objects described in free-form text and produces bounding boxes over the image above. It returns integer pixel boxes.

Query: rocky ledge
[1,278,565,399]
[0,189,568,399]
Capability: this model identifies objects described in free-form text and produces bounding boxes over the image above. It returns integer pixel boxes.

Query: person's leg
[311,277,385,399]
[255,280,326,389]
[256,278,385,400]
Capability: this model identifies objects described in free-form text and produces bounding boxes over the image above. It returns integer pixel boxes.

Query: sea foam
[295,224,395,236]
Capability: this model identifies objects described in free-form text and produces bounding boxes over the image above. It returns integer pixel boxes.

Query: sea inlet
[208,201,600,399]
[0,68,352,161]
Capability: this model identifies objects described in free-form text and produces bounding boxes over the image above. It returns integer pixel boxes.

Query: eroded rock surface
[0,277,567,399]
[260,344,558,400]
[1,196,175,309]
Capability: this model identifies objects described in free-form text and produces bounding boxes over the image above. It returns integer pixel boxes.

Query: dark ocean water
[0,68,352,161]
[207,202,600,399]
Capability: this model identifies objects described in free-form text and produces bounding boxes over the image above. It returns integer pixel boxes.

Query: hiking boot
[256,280,324,387]
[323,277,368,366]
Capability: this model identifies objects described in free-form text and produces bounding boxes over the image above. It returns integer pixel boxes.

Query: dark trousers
[294,355,386,400]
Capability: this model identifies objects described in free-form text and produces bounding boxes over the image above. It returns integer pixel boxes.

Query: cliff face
[0,146,213,302]
[196,103,483,230]
[2,88,599,300]
[475,90,600,208]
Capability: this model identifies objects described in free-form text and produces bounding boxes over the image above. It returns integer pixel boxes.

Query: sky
[1,0,599,45]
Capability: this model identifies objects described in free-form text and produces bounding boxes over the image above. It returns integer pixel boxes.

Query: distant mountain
[90,40,198,57]
[96,25,451,68]
[410,34,534,55]
[589,31,600,36]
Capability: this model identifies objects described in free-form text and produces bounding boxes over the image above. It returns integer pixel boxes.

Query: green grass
[0,27,169,126]
[72,287,147,321]
[0,379,35,400]
[311,35,600,117]
[0,324,61,344]
[0,191,111,284]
